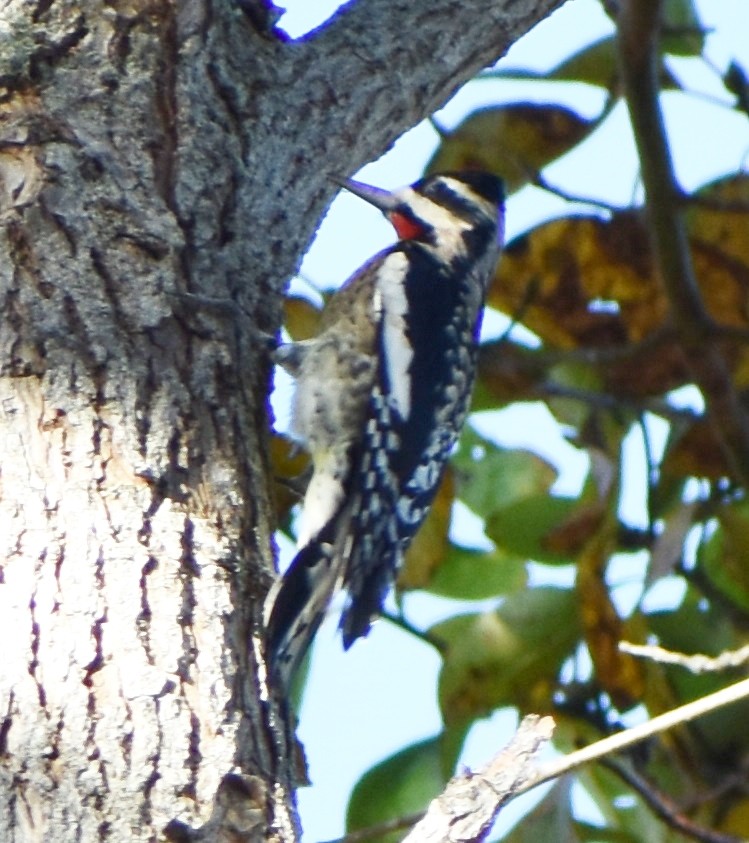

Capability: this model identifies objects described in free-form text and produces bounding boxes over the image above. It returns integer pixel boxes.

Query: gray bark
[0,0,563,839]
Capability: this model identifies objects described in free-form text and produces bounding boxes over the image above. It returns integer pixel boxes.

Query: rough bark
[0,0,563,840]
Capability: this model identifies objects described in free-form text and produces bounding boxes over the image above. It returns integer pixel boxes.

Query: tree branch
[602,759,744,843]
[617,0,749,484]
[402,715,555,842]
[299,0,566,175]
[531,677,749,790]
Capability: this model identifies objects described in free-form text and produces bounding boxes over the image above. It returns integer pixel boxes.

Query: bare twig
[602,759,744,843]
[530,677,749,790]
[620,641,749,673]
[538,381,701,423]
[380,610,447,654]
[319,810,424,843]
[532,171,623,212]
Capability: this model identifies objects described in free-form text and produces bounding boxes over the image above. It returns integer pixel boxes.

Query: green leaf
[546,37,619,88]
[484,36,680,90]
[439,721,471,780]
[283,293,321,340]
[503,779,578,843]
[647,587,749,764]
[425,545,527,600]
[486,494,580,564]
[662,0,705,56]
[434,587,580,724]
[453,427,557,521]
[703,500,749,614]
[545,359,606,430]
[575,824,641,843]
[346,737,446,843]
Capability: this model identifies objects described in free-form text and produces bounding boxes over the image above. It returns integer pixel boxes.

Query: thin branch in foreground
[320,810,424,843]
[532,171,623,212]
[530,676,749,790]
[537,381,701,424]
[602,759,744,843]
[380,610,447,654]
[619,641,749,673]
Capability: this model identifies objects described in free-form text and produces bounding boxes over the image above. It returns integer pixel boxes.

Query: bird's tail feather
[263,539,337,688]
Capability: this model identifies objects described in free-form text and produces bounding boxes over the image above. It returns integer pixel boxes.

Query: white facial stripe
[391,185,484,259]
[394,187,472,234]
[377,252,413,420]
[439,177,498,220]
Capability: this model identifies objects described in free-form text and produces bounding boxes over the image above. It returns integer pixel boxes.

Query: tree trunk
[0,1,562,839]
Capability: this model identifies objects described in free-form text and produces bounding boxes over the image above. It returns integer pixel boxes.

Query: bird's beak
[331,176,400,213]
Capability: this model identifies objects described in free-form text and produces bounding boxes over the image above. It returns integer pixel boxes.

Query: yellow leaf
[268,433,309,525]
[284,295,322,341]
[426,104,595,193]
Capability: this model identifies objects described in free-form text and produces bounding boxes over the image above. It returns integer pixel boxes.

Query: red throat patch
[388,211,425,241]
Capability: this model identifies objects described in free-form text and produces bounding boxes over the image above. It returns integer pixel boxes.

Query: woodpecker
[264,171,505,688]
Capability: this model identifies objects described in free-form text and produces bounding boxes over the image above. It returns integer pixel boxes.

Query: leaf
[283,294,321,340]
[724,61,749,118]
[452,427,557,520]
[434,587,580,724]
[661,0,705,56]
[546,37,620,89]
[268,432,309,526]
[489,213,661,351]
[660,420,731,481]
[425,545,527,601]
[486,37,681,91]
[703,500,749,614]
[486,494,582,564]
[503,779,580,843]
[647,588,749,764]
[576,763,675,843]
[488,182,749,404]
[427,103,596,193]
[475,339,551,408]
[577,522,645,710]
[346,737,447,843]
[686,175,749,382]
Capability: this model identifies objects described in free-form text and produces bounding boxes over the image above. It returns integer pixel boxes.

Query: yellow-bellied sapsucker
[264,171,505,688]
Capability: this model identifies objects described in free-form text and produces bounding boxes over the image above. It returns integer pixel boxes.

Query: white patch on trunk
[376,251,413,420]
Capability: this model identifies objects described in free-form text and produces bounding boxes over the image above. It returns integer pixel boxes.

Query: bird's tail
[263,538,338,689]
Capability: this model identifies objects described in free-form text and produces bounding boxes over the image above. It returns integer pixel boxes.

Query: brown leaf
[577,526,644,709]
[661,421,731,481]
[489,212,662,350]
